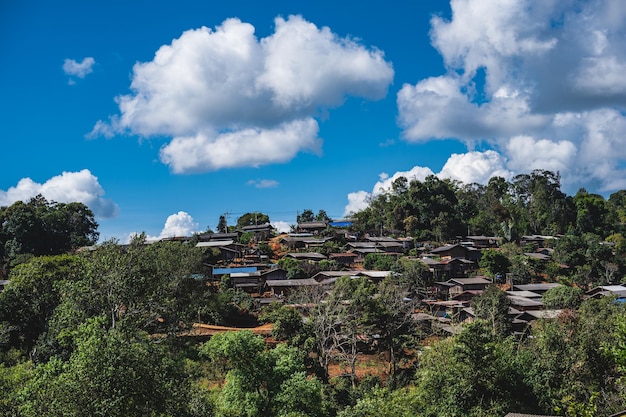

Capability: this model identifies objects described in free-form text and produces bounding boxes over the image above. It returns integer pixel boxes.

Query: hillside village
[3,174,626,416]
[155,218,625,342]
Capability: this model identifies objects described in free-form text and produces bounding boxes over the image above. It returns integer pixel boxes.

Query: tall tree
[236,212,270,228]
[471,285,512,337]
[574,189,613,237]
[20,316,189,417]
[0,196,98,275]
[217,215,228,233]
[201,331,324,417]
[0,254,83,355]
[297,209,315,223]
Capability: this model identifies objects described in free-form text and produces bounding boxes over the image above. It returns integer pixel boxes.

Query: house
[279,236,334,251]
[297,221,329,234]
[230,268,288,294]
[507,295,544,311]
[241,223,274,241]
[520,235,558,248]
[357,270,392,283]
[429,244,468,259]
[328,252,358,267]
[524,252,551,261]
[463,235,501,248]
[196,240,244,263]
[433,277,491,299]
[231,271,262,293]
[0,280,9,291]
[365,236,405,253]
[513,283,562,295]
[421,299,468,320]
[440,258,476,278]
[197,232,240,241]
[586,285,626,299]
[506,290,542,300]
[284,252,327,262]
[265,278,320,297]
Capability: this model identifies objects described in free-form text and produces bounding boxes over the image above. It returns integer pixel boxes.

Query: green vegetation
[2,169,626,416]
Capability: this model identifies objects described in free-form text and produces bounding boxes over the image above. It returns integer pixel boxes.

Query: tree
[541,285,583,310]
[259,303,306,344]
[363,253,396,271]
[297,209,315,223]
[201,331,324,417]
[316,209,331,222]
[478,249,511,279]
[471,285,511,337]
[337,386,419,417]
[237,212,270,228]
[0,196,98,274]
[370,278,419,386]
[414,320,537,417]
[0,254,83,355]
[217,215,228,233]
[574,189,613,237]
[526,298,626,415]
[20,316,189,417]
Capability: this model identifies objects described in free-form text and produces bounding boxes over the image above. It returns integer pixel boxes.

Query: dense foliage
[351,170,625,242]
[2,170,626,416]
[0,195,98,277]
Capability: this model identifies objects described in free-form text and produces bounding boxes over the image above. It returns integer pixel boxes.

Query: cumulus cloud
[271,220,292,234]
[158,211,200,239]
[439,150,512,184]
[63,57,95,83]
[92,15,394,173]
[397,0,626,193]
[247,179,279,189]
[0,169,118,218]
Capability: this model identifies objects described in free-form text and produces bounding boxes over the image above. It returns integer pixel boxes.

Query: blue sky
[2,0,626,242]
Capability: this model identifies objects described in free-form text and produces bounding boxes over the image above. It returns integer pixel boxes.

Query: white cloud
[271,221,292,234]
[0,169,118,218]
[505,136,577,175]
[159,119,321,172]
[92,15,394,173]
[397,0,626,193]
[63,57,95,79]
[344,191,372,217]
[247,179,279,189]
[439,150,512,184]
[140,211,200,241]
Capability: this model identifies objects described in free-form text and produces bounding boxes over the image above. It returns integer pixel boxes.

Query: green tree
[297,209,315,223]
[0,254,83,354]
[201,331,324,417]
[526,298,626,415]
[217,215,228,233]
[471,285,511,337]
[541,285,583,310]
[574,189,613,237]
[259,303,306,344]
[337,386,419,417]
[0,196,98,274]
[20,316,189,417]
[237,212,270,228]
[363,253,396,271]
[415,320,537,417]
[371,278,419,386]
[479,249,511,279]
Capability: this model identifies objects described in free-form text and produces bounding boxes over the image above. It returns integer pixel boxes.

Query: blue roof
[213,267,258,275]
[330,221,353,227]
